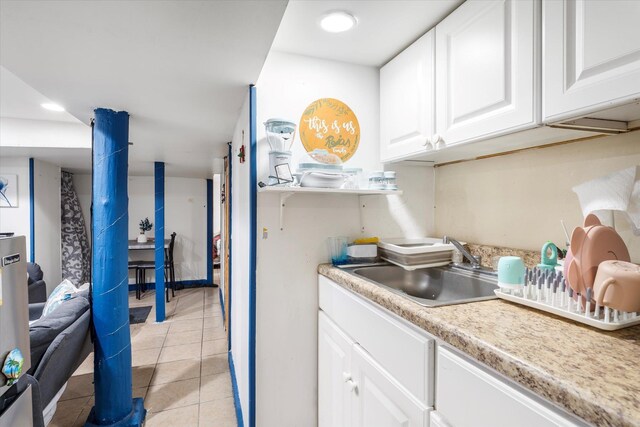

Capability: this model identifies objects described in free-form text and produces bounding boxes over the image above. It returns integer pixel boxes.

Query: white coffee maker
[264,119,296,185]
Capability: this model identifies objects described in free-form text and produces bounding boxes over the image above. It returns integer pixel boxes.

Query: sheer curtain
[61,171,91,284]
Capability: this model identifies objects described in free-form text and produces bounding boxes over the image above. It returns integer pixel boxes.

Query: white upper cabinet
[434,0,538,148]
[380,30,435,162]
[543,0,640,122]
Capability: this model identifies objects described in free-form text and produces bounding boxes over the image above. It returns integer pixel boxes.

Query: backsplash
[435,130,640,263]
[466,243,540,269]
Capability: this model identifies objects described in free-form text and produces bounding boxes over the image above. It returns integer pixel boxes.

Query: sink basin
[346,264,498,307]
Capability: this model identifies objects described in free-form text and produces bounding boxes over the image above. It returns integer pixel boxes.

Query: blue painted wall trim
[207,178,214,285]
[228,351,245,427]
[28,158,35,263]
[248,84,257,427]
[219,286,226,322]
[154,162,166,322]
[227,142,233,352]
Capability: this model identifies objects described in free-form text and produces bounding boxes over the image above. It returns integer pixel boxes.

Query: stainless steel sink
[345,264,498,307]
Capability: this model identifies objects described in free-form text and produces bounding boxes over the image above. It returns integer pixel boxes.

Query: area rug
[129,306,152,324]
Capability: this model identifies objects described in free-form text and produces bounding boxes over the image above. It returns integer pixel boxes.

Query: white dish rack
[495,287,640,331]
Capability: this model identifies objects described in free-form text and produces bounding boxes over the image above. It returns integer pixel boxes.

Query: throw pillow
[42,279,77,317]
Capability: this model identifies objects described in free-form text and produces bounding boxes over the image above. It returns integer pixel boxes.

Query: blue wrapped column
[86,108,145,426]
[154,161,165,322]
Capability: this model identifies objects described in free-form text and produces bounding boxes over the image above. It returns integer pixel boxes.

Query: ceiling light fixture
[320,11,357,33]
[41,102,65,112]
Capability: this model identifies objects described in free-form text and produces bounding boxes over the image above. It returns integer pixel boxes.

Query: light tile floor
[51,283,237,427]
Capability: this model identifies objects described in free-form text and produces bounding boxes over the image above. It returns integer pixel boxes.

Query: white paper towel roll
[572,166,640,235]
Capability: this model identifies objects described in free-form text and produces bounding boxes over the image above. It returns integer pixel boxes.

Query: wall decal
[299,98,360,162]
[0,174,18,208]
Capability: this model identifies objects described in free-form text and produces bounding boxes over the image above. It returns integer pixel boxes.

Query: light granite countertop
[319,264,640,427]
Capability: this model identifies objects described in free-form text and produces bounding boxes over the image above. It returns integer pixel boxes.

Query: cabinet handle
[346,379,358,393]
[342,372,352,382]
[422,136,432,147]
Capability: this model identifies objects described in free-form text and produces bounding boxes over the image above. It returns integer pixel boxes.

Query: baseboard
[228,351,245,427]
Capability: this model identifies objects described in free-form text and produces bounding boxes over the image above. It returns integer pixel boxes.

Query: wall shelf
[258,186,403,231]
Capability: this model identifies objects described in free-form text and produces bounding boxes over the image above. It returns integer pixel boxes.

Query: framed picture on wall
[0,174,18,208]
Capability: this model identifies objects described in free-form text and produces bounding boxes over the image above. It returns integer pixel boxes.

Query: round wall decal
[299,98,360,162]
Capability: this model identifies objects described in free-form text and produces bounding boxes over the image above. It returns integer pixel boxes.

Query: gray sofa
[26,263,47,304]
[27,291,92,427]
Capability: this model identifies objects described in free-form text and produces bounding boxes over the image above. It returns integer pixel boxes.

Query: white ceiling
[0,67,83,123]
[1,66,91,173]
[271,0,463,67]
[0,0,287,178]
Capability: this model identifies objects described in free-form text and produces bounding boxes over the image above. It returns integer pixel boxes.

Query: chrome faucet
[443,236,482,269]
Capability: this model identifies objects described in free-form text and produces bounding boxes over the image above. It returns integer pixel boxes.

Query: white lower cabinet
[318,311,429,427]
[318,311,352,427]
[319,276,434,427]
[436,347,584,427]
[429,411,452,427]
[318,311,430,427]
[351,344,429,427]
[319,276,585,427]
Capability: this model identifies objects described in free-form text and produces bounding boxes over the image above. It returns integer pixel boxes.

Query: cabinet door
[543,0,640,122]
[436,347,582,427]
[319,276,435,407]
[380,30,435,162]
[318,311,353,427]
[435,0,538,147]
[429,411,452,427]
[351,344,429,427]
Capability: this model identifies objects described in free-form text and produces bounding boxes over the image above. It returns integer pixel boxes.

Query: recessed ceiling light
[41,102,65,112]
[320,11,357,33]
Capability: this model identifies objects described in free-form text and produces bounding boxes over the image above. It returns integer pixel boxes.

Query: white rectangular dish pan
[378,238,458,270]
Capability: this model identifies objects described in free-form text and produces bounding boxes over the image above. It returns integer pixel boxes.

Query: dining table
[128,238,170,250]
[128,238,173,299]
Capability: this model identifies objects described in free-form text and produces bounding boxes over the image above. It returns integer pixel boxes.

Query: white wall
[256,52,381,179]
[74,173,209,282]
[230,91,251,425]
[0,157,31,255]
[253,51,433,426]
[165,177,208,281]
[0,157,62,291]
[33,159,62,291]
[128,175,208,282]
[435,131,640,261]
